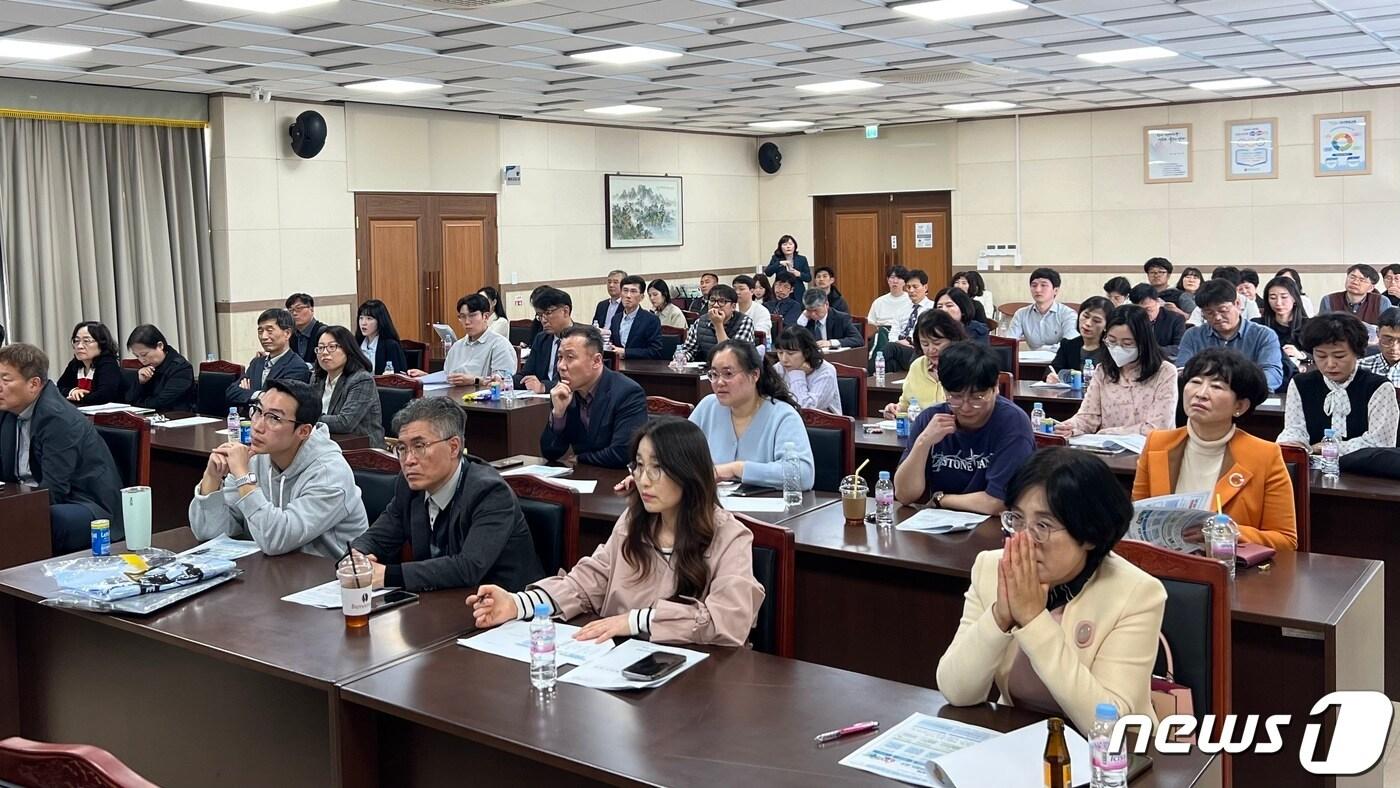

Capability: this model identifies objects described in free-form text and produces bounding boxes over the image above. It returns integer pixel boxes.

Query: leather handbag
[1151,632,1195,740]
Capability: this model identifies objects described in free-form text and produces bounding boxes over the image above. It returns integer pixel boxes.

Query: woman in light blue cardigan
[689,340,815,490]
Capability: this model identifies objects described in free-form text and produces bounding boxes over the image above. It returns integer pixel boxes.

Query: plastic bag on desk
[40,548,177,578]
[41,570,243,614]
[50,557,238,602]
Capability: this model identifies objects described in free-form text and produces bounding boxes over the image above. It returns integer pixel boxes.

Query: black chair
[509,319,534,347]
[119,359,140,396]
[800,408,854,494]
[344,450,401,524]
[400,339,427,372]
[659,325,685,359]
[506,475,580,576]
[196,360,242,416]
[734,514,795,657]
[374,375,422,439]
[829,361,866,419]
[92,411,150,488]
[988,335,1018,377]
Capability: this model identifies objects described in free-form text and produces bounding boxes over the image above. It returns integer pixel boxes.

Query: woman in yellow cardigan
[880,310,966,419]
[937,448,1166,734]
[1132,347,1298,550]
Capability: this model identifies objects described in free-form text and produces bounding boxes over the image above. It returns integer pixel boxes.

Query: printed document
[457,620,614,667]
[838,712,998,787]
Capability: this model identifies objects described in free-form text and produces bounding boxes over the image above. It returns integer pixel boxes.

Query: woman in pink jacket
[467,417,765,646]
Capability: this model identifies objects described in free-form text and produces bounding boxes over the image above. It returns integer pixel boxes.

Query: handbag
[1150,632,1195,741]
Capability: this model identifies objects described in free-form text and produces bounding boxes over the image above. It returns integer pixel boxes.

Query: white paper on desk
[500,464,572,479]
[557,639,706,690]
[281,579,394,609]
[1019,350,1056,364]
[549,478,597,494]
[77,402,153,415]
[895,508,986,534]
[509,391,550,399]
[879,419,898,431]
[1029,380,1072,389]
[683,361,705,369]
[457,620,614,667]
[838,712,997,787]
[1068,433,1146,454]
[928,720,1089,788]
[178,535,262,561]
[154,416,219,429]
[422,383,453,392]
[415,370,449,385]
[719,496,789,513]
[1264,396,1281,408]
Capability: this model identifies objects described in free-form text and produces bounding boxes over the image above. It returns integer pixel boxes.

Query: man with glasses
[894,342,1033,514]
[351,397,541,592]
[542,326,646,468]
[681,284,754,362]
[516,287,578,394]
[609,275,663,360]
[769,271,804,328]
[796,289,863,349]
[1383,264,1400,308]
[1320,263,1389,324]
[1360,308,1400,387]
[284,293,327,364]
[191,379,367,558]
[591,269,628,330]
[1177,279,1284,392]
[225,308,312,408]
[437,293,515,387]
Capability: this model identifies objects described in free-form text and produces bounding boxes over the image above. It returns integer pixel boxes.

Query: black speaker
[288,110,327,159]
[758,141,782,174]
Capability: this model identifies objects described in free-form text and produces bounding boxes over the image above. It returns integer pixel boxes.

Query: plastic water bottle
[1083,358,1095,385]
[226,407,240,436]
[1031,401,1047,434]
[1207,513,1238,581]
[874,351,886,385]
[672,346,686,371]
[874,471,894,528]
[906,398,922,430]
[1090,703,1128,788]
[384,361,395,375]
[1321,428,1341,482]
[782,442,803,507]
[206,352,216,363]
[529,604,557,691]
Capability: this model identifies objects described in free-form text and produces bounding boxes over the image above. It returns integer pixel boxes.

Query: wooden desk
[0,528,473,788]
[820,345,868,368]
[0,484,50,569]
[421,387,552,461]
[338,637,1219,788]
[867,374,904,414]
[616,359,712,404]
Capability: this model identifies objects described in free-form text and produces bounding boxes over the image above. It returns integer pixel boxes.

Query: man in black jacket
[286,293,327,365]
[226,308,312,408]
[542,326,647,468]
[0,344,124,552]
[352,397,541,592]
[515,287,578,394]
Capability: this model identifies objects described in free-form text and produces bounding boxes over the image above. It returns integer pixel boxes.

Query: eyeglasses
[946,390,992,409]
[71,338,95,347]
[1346,273,1373,283]
[535,306,564,320]
[391,436,454,461]
[287,304,309,314]
[706,368,747,383]
[459,311,483,323]
[1000,510,1065,543]
[248,404,294,427]
[313,343,341,355]
[1380,335,1400,348]
[627,462,666,482]
[708,299,732,308]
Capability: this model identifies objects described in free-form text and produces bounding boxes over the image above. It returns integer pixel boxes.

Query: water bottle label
[875,491,894,505]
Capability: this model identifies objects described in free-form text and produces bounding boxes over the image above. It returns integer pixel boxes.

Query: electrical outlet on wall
[513,295,523,306]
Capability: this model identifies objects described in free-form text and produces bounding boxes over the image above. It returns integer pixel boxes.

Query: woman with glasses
[936,448,1167,735]
[687,340,814,490]
[1277,313,1398,457]
[1133,348,1297,550]
[312,325,384,447]
[125,324,195,411]
[58,321,123,405]
[1044,297,1111,384]
[1055,305,1176,437]
[880,310,967,419]
[354,299,408,375]
[895,341,1034,514]
[476,286,512,338]
[773,326,841,415]
[468,417,764,646]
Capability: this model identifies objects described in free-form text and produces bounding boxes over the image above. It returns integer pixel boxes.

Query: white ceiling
[3,0,1400,134]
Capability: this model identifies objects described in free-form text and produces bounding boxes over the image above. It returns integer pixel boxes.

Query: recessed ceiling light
[943,101,1017,112]
[896,0,1027,22]
[345,79,442,94]
[187,0,335,12]
[570,46,683,65]
[796,79,881,94]
[585,105,662,116]
[1189,77,1272,91]
[1078,46,1177,65]
[748,120,813,130]
[0,40,91,60]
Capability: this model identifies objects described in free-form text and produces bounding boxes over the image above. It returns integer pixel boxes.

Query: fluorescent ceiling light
[1189,77,1272,91]
[796,79,881,94]
[585,105,662,116]
[943,101,1017,112]
[570,46,682,65]
[1078,46,1177,64]
[896,0,1027,22]
[748,120,813,130]
[187,0,335,12]
[345,79,442,94]
[0,40,91,60]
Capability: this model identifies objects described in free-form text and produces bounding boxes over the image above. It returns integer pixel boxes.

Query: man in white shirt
[867,265,911,330]
[733,274,772,340]
[444,294,516,387]
[1007,267,1079,352]
[882,269,938,372]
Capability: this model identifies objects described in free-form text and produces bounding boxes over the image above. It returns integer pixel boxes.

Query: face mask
[1108,345,1139,367]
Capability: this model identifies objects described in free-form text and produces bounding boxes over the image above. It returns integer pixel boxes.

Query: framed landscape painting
[605,174,683,248]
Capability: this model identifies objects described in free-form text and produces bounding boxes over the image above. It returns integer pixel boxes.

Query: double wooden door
[813,192,951,317]
[354,193,498,358]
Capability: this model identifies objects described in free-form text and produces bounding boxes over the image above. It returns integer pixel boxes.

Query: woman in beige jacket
[468,417,764,646]
[936,448,1167,734]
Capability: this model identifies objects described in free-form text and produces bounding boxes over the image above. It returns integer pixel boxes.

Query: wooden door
[898,210,949,292]
[814,191,952,319]
[833,212,882,316]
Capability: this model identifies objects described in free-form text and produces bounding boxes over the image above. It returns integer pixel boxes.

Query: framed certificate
[1225,118,1277,180]
[1144,124,1192,183]
[1315,111,1372,176]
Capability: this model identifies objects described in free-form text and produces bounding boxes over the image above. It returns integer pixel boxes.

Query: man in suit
[770,271,804,328]
[0,343,124,553]
[796,289,864,349]
[611,275,663,360]
[286,293,327,365]
[542,326,647,469]
[351,397,542,592]
[591,269,626,331]
[227,308,313,408]
[515,287,576,394]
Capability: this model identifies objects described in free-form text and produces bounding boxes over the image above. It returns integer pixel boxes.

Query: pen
[813,721,879,743]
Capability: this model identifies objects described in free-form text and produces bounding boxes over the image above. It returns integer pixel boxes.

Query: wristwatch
[232,473,257,488]
[931,491,946,509]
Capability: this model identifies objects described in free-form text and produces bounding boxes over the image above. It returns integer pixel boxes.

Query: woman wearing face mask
[1055,306,1177,437]
[880,311,967,419]
[1277,313,1398,456]
[1045,297,1111,384]
[933,287,989,341]
[58,321,124,405]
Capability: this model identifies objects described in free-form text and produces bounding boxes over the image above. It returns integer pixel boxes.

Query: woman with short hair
[58,321,123,405]
[125,324,195,411]
[773,326,841,415]
[880,310,967,419]
[312,325,385,447]
[934,286,989,341]
[1278,312,1398,456]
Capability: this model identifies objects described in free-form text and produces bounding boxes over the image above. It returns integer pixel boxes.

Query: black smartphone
[489,457,524,470]
[1127,753,1153,781]
[620,652,686,681]
[370,590,418,614]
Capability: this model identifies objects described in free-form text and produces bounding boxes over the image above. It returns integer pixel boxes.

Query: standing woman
[881,310,966,419]
[762,235,811,303]
[1277,313,1398,456]
[1055,305,1177,437]
[934,286,989,341]
[773,327,842,415]
[313,325,385,447]
[468,417,764,646]
[477,286,512,338]
[58,321,123,405]
[1274,267,1316,317]
[1254,276,1308,367]
[354,299,408,375]
[125,324,195,411]
[648,278,689,330]
[1046,297,1111,383]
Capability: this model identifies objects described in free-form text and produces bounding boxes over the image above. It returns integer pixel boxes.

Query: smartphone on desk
[489,457,525,470]
[370,590,418,614]
[621,652,687,682]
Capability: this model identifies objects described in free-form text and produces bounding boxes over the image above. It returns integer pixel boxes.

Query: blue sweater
[1176,319,1284,392]
[689,395,815,490]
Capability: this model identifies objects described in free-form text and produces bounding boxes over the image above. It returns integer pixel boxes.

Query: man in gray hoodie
[190,379,367,558]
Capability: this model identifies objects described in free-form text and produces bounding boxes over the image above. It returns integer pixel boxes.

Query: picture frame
[1315,111,1372,177]
[604,174,684,248]
[1143,124,1193,184]
[1224,117,1278,180]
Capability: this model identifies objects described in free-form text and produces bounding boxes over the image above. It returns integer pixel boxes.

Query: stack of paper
[719,496,788,513]
[500,465,572,479]
[77,402,153,415]
[458,620,614,666]
[1019,349,1057,364]
[837,713,998,786]
[558,639,706,690]
[895,508,987,535]
[1068,433,1147,454]
[154,416,220,429]
[178,535,262,561]
[281,580,395,609]
[1029,380,1072,389]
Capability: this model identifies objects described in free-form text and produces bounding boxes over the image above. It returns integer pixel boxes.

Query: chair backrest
[988,335,1019,378]
[400,339,427,372]
[771,314,783,339]
[506,475,580,576]
[800,407,854,493]
[658,325,685,358]
[681,309,700,323]
[1062,301,1081,312]
[119,358,142,370]
[996,370,1013,399]
[0,737,159,788]
[996,301,1027,321]
[509,319,534,346]
[646,396,694,418]
[1033,432,1067,448]
[851,315,869,340]
[733,514,795,657]
[1277,443,1311,552]
[754,330,766,347]
[374,374,423,439]
[1115,540,1231,722]
[93,411,151,487]
[118,365,139,396]
[829,361,867,419]
[344,449,401,526]
[196,360,243,416]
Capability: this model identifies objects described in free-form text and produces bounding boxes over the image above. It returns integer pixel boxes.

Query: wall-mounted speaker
[758,141,782,174]
[288,110,327,159]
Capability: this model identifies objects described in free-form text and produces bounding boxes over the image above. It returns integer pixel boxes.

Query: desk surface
[1012,381,1285,416]
[149,416,370,457]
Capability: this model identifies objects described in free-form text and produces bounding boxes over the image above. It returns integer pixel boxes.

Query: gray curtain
[0,117,215,374]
